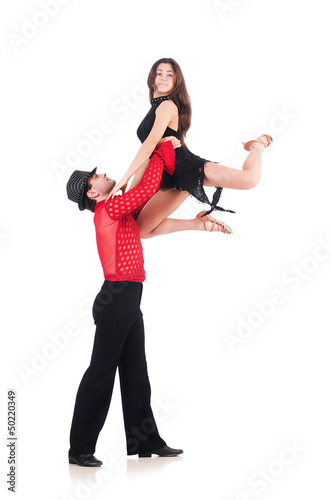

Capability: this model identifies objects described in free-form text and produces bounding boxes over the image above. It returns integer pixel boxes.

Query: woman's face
[154,63,176,96]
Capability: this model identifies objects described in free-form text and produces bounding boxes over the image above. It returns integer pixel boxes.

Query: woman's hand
[107,178,128,200]
[158,136,181,149]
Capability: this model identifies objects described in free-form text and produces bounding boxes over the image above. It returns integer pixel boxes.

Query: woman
[109,58,272,237]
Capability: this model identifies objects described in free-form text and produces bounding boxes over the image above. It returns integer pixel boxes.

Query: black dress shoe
[139,445,183,458]
[68,453,103,467]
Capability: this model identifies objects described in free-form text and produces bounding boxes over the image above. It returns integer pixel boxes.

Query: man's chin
[106,180,116,195]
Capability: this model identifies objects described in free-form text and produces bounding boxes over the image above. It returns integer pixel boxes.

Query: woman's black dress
[137,95,234,215]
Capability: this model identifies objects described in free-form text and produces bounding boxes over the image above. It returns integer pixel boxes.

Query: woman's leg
[137,190,189,238]
[204,141,266,190]
[137,190,230,239]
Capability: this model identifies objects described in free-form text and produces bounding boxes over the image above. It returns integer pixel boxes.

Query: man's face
[87,172,116,200]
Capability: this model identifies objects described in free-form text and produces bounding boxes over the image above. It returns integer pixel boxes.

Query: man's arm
[104,141,175,221]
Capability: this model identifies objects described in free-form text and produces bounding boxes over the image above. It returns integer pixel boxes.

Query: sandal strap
[199,211,231,233]
[259,134,273,147]
[209,215,225,232]
[243,134,273,151]
[254,137,267,147]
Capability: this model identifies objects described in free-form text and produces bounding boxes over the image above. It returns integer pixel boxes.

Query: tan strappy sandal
[242,134,273,152]
[196,211,233,234]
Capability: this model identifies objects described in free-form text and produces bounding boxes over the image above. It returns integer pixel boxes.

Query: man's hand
[158,136,181,149]
[107,178,128,200]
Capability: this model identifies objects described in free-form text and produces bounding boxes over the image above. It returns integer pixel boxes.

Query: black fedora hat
[66,167,97,211]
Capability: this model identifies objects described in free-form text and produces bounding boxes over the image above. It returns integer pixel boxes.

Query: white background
[1,1,330,499]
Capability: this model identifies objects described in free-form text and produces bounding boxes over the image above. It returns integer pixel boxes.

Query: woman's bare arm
[127,159,150,191]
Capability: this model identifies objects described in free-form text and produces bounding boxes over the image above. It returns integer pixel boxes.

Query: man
[66,139,182,467]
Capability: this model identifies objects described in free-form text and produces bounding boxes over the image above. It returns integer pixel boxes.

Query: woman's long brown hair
[147,58,192,147]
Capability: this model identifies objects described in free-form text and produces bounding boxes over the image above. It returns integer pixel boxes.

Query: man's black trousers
[69,280,166,456]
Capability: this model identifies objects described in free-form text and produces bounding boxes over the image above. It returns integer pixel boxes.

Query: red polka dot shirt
[93,141,175,282]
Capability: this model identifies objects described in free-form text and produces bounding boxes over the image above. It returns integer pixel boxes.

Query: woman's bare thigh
[204,161,245,189]
[137,189,189,236]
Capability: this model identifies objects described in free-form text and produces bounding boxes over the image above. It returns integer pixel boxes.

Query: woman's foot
[242,134,273,152]
[196,211,233,234]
